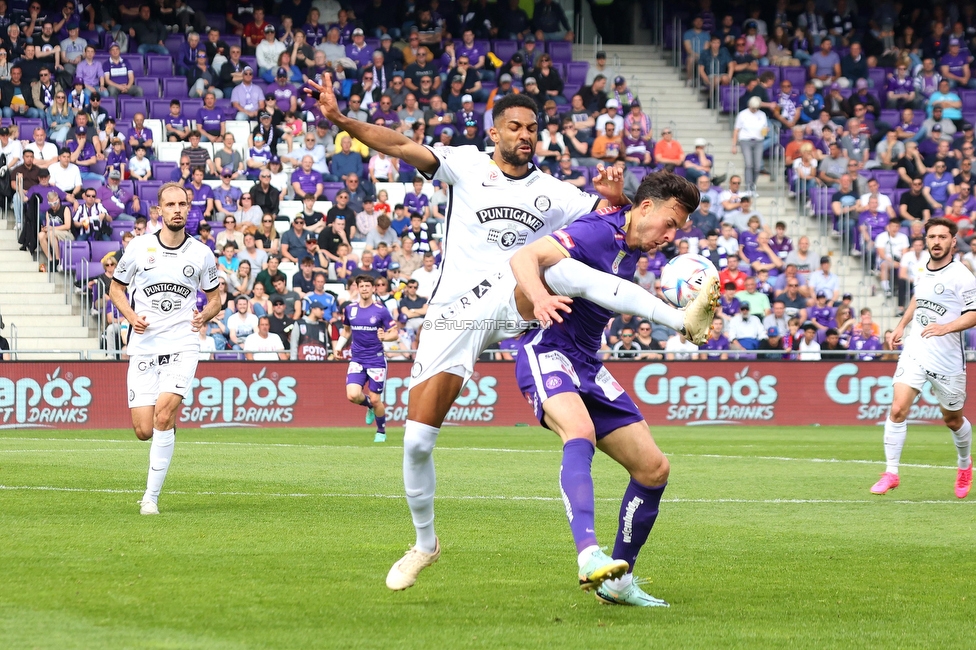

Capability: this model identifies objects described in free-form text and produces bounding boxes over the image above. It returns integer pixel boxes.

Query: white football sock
[543,258,685,332]
[951,418,972,470]
[577,544,600,569]
[403,420,439,553]
[884,418,908,475]
[604,573,634,591]
[144,427,175,503]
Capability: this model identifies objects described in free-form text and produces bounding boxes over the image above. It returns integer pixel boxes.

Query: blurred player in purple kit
[510,173,715,606]
[335,276,399,443]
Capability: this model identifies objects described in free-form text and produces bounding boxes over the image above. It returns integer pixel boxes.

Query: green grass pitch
[1,425,974,649]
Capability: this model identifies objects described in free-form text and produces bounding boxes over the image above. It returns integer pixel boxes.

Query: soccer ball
[660,254,719,309]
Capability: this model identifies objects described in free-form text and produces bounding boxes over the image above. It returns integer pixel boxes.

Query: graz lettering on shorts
[475,207,544,231]
[422,318,544,332]
[144,283,193,299]
[924,368,949,382]
[916,299,948,316]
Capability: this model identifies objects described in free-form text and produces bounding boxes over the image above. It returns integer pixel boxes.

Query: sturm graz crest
[486,228,528,250]
[183,265,195,277]
[159,299,175,312]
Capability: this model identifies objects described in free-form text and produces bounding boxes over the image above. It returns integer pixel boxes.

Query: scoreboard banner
[0,361,967,430]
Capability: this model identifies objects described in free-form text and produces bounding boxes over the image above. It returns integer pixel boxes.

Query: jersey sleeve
[200,246,220,292]
[113,239,140,286]
[418,145,483,185]
[381,305,396,329]
[341,304,350,327]
[959,271,976,313]
[550,178,601,224]
[545,212,620,272]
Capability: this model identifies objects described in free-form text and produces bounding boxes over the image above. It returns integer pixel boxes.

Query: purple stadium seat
[562,83,581,99]
[222,34,241,49]
[323,182,345,201]
[82,178,102,191]
[79,29,98,44]
[868,67,886,90]
[94,54,109,69]
[110,222,130,241]
[146,54,173,76]
[12,118,43,135]
[214,352,244,360]
[809,187,832,216]
[720,85,745,113]
[89,160,107,176]
[215,98,233,116]
[475,39,491,57]
[164,34,185,53]
[205,14,226,33]
[149,99,170,119]
[781,67,806,89]
[122,53,144,74]
[880,109,899,124]
[137,181,163,204]
[891,189,907,205]
[872,170,898,191]
[630,166,649,182]
[962,90,976,113]
[134,77,160,98]
[120,98,148,121]
[547,41,573,63]
[90,241,119,263]
[241,56,257,71]
[99,96,117,119]
[365,38,380,50]
[566,61,589,86]
[153,161,178,180]
[492,40,518,62]
[757,66,780,85]
[182,99,203,119]
[162,77,188,98]
[0,118,10,127]
[482,81,497,93]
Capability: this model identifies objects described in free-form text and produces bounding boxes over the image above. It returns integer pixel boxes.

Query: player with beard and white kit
[871,218,976,498]
[306,76,719,590]
[109,183,222,515]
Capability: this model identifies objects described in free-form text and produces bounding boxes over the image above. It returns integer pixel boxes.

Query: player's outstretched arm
[510,238,574,326]
[108,280,149,334]
[921,310,976,338]
[306,77,438,176]
[591,163,629,208]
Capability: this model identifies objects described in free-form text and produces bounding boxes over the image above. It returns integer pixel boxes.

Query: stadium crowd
[0,0,971,361]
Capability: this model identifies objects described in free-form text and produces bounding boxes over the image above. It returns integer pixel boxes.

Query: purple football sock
[376,415,386,433]
[612,478,666,574]
[560,438,598,553]
[362,394,372,409]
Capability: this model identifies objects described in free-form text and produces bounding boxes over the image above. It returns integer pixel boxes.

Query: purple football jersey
[535,207,641,354]
[808,305,835,327]
[343,301,396,362]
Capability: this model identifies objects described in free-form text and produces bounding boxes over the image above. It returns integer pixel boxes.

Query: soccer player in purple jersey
[334,276,399,443]
[510,173,715,607]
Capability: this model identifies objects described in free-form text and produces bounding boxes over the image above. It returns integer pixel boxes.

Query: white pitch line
[0,449,126,454]
[0,484,971,505]
[0,437,959,471]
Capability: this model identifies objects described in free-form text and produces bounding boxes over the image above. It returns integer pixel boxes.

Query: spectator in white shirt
[665,332,700,360]
[874,217,910,297]
[856,178,895,217]
[727,303,767,350]
[243,316,288,360]
[797,322,822,360]
[410,252,440,299]
[717,222,740,256]
[732,97,769,190]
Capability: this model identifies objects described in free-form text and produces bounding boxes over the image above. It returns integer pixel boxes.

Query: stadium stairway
[0,217,101,359]
[585,43,890,328]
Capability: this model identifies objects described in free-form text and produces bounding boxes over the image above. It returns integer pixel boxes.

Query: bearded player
[871,218,976,498]
[109,184,221,515]
[334,276,399,443]
[306,77,715,590]
[510,172,709,606]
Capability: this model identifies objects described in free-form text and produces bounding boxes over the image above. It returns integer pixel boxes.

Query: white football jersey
[114,232,220,356]
[904,259,976,375]
[420,145,599,305]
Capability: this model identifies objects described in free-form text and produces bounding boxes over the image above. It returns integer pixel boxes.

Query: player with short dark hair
[108,182,221,515]
[334,275,399,442]
[510,172,717,606]
[872,218,976,498]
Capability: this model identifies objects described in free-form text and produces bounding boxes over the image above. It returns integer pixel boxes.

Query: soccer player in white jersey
[871,218,976,498]
[307,76,718,590]
[108,183,222,515]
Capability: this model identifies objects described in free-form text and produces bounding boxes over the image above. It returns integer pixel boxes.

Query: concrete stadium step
[0,281,61,294]
[0,271,66,284]
[12,338,100,352]
[0,303,74,316]
[1,314,85,328]
[0,291,68,305]
[15,325,92,338]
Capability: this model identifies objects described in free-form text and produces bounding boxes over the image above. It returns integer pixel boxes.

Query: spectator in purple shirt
[720,281,742,319]
[370,96,400,125]
[68,127,100,182]
[807,291,836,330]
[197,92,225,144]
[847,332,883,359]
[940,38,975,89]
[402,177,431,220]
[345,28,374,69]
[291,155,324,201]
[164,100,191,142]
[770,221,793,260]
[268,69,299,113]
[894,107,919,140]
[96,170,139,221]
[456,28,491,81]
[885,63,916,108]
[645,246,668,276]
[700,316,730,359]
[178,31,207,76]
[857,197,888,252]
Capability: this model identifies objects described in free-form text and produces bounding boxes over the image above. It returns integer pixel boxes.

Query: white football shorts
[410,270,527,387]
[893,352,967,412]
[127,351,199,408]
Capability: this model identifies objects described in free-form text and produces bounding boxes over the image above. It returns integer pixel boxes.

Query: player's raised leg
[594,422,671,607]
[872,382,917,494]
[539,392,629,590]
